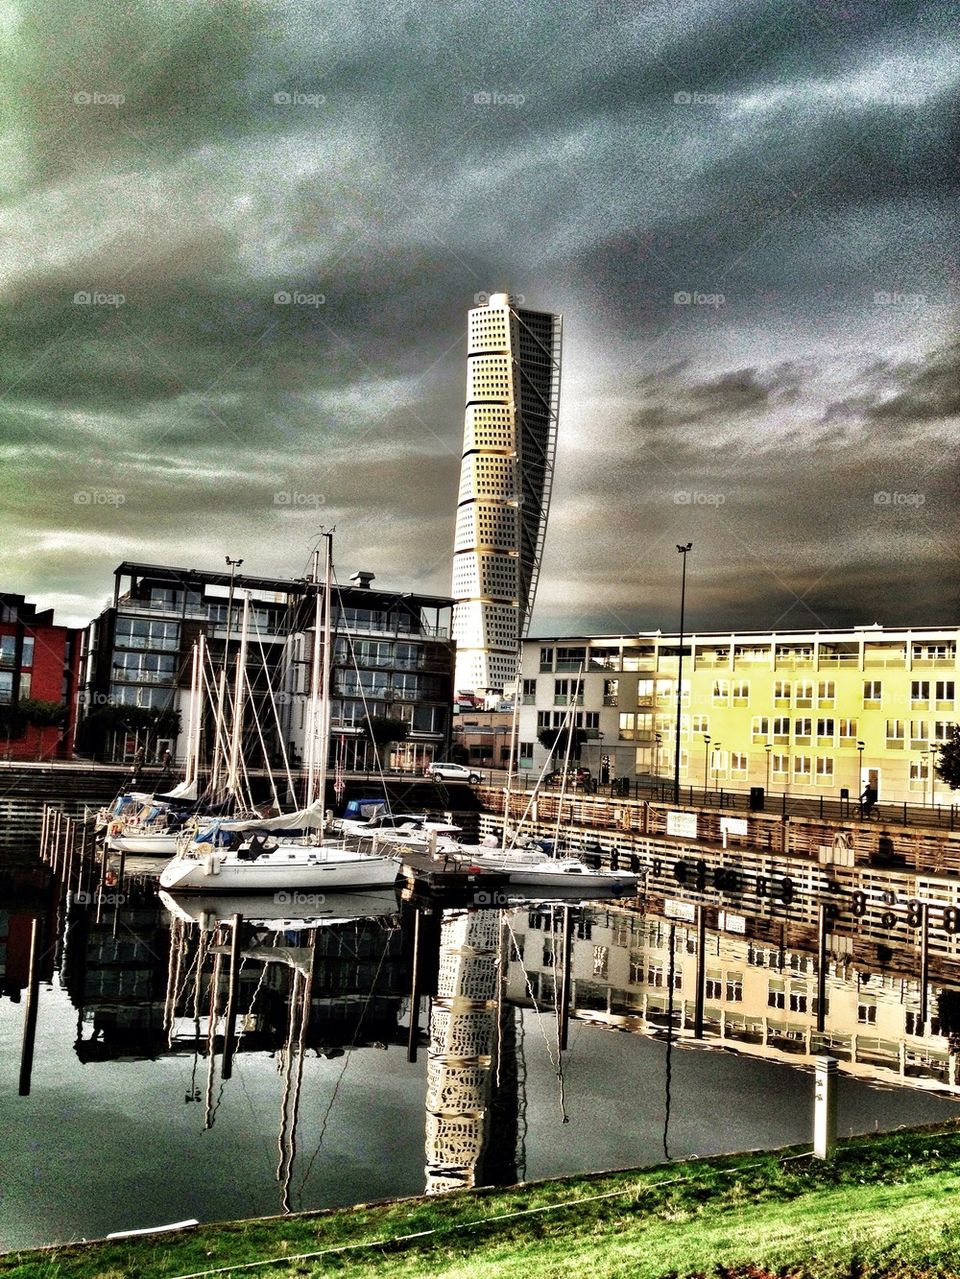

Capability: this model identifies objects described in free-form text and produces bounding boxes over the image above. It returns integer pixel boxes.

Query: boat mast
[304,549,323,808]
[226,593,251,799]
[317,531,334,820]
[184,640,200,788]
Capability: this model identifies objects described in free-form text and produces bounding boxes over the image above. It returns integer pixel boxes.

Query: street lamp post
[765,743,772,793]
[713,740,722,792]
[673,543,693,805]
[702,733,711,795]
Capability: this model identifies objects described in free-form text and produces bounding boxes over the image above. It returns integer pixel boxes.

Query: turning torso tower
[451,292,562,695]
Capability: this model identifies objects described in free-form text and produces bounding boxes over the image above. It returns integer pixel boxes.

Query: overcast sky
[1,0,957,636]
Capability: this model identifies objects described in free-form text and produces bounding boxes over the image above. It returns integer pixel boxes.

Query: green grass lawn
[4,1125,960,1279]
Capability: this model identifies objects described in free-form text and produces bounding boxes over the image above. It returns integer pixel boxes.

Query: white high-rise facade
[451,292,562,694]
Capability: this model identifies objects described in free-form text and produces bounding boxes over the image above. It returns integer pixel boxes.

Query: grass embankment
[5,1125,960,1279]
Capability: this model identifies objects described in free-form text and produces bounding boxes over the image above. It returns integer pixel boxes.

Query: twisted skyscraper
[451,292,562,694]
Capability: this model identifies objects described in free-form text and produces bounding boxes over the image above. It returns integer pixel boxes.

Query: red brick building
[0,594,83,760]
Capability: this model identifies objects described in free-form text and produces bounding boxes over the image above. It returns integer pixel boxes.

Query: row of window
[537,642,958,674]
[0,635,35,668]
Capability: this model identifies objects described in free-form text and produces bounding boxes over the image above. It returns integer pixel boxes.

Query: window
[885,719,905,747]
[774,680,791,705]
[863,680,882,706]
[692,714,709,735]
[732,679,749,706]
[0,636,15,667]
[818,680,835,707]
[838,718,858,741]
[519,741,534,761]
[910,720,929,748]
[0,670,12,703]
[794,755,812,784]
[584,711,600,730]
[19,672,31,698]
[521,678,536,704]
[815,757,834,785]
[752,715,770,743]
[768,982,786,1010]
[772,752,789,777]
[603,678,619,707]
[539,646,554,671]
[857,999,877,1025]
[555,646,586,672]
[536,711,550,730]
[936,680,955,705]
[909,759,929,785]
[554,678,582,705]
[637,678,655,702]
[911,680,930,704]
[789,990,808,1014]
[772,716,790,744]
[817,718,835,743]
[619,713,636,739]
[730,752,748,775]
[725,974,743,1002]
[21,637,34,667]
[712,679,729,703]
[795,680,814,708]
[112,652,176,684]
[705,976,722,1001]
[935,721,953,742]
[794,717,812,744]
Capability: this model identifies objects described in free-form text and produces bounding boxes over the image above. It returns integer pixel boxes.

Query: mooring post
[693,902,707,1039]
[919,902,929,1026]
[813,1056,838,1159]
[18,917,43,1096]
[407,906,422,1063]
[816,901,827,1034]
[222,913,244,1080]
[112,849,126,938]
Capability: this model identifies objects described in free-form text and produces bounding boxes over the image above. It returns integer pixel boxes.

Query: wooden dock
[397,846,510,903]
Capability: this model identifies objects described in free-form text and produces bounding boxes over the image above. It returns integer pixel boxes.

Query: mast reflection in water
[5,857,960,1252]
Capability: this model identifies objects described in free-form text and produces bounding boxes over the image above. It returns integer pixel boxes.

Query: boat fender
[203,853,221,876]
[104,869,118,887]
[881,910,896,930]
[673,859,688,884]
[108,821,124,837]
[944,906,960,935]
[851,890,867,917]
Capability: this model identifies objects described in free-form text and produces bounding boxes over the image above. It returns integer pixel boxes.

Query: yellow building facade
[519,626,958,805]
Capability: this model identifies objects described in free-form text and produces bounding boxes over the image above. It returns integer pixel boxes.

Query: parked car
[424,761,482,784]
[544,766,592,788]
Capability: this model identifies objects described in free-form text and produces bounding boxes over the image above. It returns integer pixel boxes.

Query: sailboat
[159,535,399,894]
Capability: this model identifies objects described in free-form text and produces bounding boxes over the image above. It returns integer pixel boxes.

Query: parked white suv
[425,762,481,783]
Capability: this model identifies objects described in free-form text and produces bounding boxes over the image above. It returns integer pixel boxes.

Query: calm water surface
[3,858,960,1252]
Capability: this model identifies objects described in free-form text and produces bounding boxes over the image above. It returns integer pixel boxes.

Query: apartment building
[518,626,960,805]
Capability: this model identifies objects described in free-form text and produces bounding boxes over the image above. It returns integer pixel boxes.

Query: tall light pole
[702,733,711,794]
[673,542,693,805]
[765,743,772,793]
[857,740,865,814]
[713,740,722,792]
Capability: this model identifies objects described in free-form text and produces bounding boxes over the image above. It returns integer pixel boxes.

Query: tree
[80,703,181,761]
[537,724,588,762]
[934,726,960,791]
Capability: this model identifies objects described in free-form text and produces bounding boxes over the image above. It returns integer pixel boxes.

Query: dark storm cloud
[0,0,957,630]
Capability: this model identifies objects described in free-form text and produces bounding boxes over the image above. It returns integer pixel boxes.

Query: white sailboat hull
[460,853,639,893]
[159,846,399,893]
[106,833,181,856]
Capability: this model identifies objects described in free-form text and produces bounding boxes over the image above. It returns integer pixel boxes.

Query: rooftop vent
[350,571,375,589]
